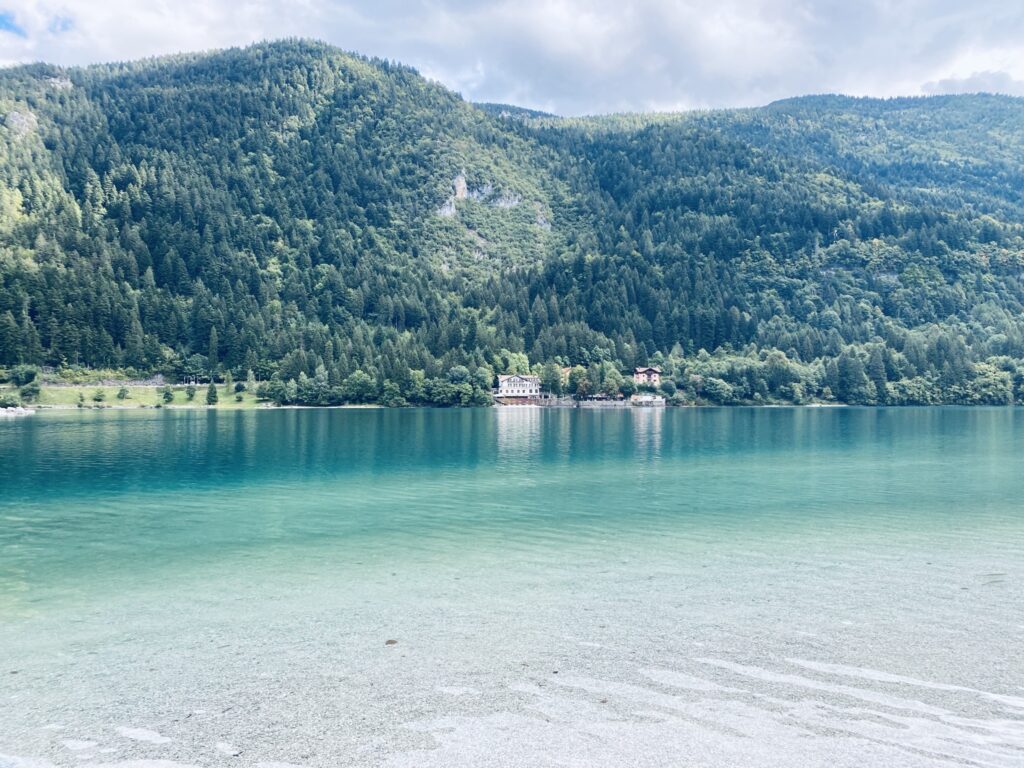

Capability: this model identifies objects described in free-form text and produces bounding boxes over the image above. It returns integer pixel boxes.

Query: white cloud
[923,71,1024,97]
[1,1,1023,114]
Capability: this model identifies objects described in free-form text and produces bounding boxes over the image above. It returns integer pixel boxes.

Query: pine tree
[867,347,888,403]
[208,327,219,379]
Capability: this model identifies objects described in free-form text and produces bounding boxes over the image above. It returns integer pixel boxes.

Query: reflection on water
[495,406,542,461]
[1,408,1023,767]
[4,407,1020,499]
[631,406,663,458]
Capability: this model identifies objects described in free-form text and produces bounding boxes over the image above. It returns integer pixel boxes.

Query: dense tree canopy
[2,40,1024,405]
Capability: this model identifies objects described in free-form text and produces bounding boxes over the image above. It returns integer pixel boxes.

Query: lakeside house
[496,374,541,399]
[633,366,662,387]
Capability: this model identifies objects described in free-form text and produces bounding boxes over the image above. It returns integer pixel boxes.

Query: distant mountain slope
[474,102,557,120]
[3,41,1024,405]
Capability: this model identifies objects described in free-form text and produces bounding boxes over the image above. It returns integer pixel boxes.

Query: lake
[1,407,1023,767]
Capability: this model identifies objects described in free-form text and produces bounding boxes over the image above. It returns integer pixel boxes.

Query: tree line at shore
[4,337,1021,408]
[3,41,1024,407]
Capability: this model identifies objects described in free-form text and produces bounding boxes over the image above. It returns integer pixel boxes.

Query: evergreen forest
[3,40,1024,406]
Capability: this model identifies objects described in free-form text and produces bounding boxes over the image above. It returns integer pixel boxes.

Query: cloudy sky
[2,1,1023,115]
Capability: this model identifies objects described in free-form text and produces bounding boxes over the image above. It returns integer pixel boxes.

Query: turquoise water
[1,407,1023,767]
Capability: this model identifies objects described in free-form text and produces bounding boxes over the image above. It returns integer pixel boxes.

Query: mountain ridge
[3,40,1024,406]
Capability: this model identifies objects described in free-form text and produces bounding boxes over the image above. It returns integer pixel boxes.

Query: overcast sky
[2,1,1023,115]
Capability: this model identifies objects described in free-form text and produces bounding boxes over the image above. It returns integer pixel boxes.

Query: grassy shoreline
[4,382,857,411]
[3,383,266,410]
[10,383,1009,411]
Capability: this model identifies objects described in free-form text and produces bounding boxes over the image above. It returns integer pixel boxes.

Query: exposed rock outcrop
[4,109,38,138]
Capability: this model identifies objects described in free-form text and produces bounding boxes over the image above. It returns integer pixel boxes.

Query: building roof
[497,374,540,383]
[634,366,662,374]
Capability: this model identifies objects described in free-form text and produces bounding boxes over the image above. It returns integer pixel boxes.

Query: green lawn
[21,385,266,409]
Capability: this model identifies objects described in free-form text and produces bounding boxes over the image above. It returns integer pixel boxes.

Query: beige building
[496,374,541,398]
[633,366,662,387]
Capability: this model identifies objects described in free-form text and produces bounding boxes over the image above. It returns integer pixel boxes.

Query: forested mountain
[3,40,1024,405]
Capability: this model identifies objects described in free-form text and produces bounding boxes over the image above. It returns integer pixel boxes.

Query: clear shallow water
[1,407,1022,767]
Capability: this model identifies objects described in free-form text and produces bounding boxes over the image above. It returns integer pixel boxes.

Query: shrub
[117,387,130,400]
[234,382,246,393]
[341,370,376,403]
[91,389,106,402]
[10,365,38,387]
[19,380,40,401]
[0,391,21,408]
[206,382,218,405]
[380,380,408,408]
[162,386,174,403]
[185,384,197,400]
[702,377,734,404]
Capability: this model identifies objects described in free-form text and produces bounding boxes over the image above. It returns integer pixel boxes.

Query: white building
[630,393,666,407]
[496,374,541,398]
